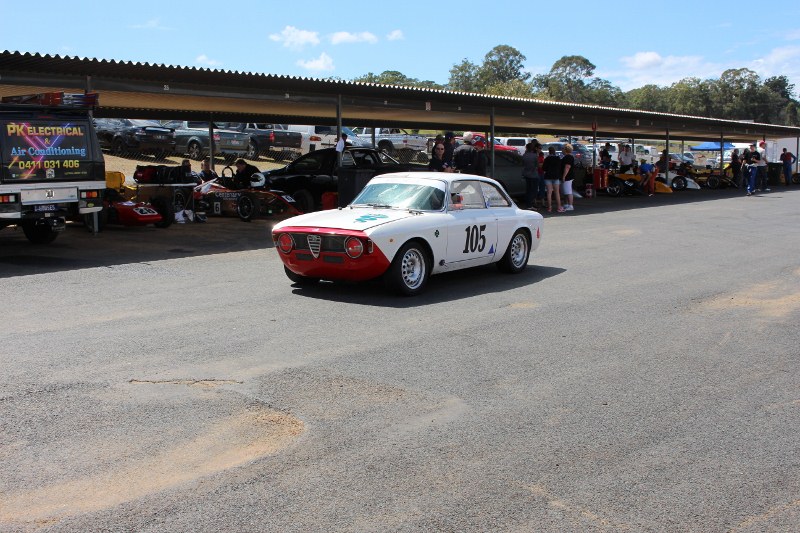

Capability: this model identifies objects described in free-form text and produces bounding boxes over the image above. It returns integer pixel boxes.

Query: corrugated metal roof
[2,50,798,141]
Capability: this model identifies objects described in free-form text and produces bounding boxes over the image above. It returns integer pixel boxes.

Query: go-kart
[83,171,166,231]
[194,165,302,222]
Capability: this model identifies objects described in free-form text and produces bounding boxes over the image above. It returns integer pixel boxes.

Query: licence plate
[154,135,166,140]
[34,204,58,212]
[230,140,242,145]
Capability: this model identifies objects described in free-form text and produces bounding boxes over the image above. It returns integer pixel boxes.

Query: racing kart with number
[195,166,302,222]
[272,172,543,296]
[83,171,165,231]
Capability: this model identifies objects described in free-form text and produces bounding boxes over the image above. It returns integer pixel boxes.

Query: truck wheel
[246,141,259,160]
[187,141,203,161]
[293,189,315,213]
[378,141,394,153]
[151,196,174,228]
[237,193,260,222]
[22,221,59,244]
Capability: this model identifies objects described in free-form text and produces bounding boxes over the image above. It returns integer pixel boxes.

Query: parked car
[161,120,249,161]
[272,172,543,295]
[351,127,429,160]
[263,147,426,212]
[285,125,369,153]
[94,118,176,157]
[216,122,302,160]
[541,141,592,167]
[497,136,538,155]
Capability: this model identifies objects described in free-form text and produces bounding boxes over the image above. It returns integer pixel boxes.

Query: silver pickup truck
[351,127,429,162]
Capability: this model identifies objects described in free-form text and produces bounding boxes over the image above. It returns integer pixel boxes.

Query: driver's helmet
[250,173,266,188]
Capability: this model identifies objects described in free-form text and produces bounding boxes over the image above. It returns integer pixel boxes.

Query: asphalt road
[1,188,799,532]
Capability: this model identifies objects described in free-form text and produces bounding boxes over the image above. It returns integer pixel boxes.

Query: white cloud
[195,54,221,67]
[620,51,663,70]
[330,31,378,45]
[297,52,335,72]
[386,30,404,41]
[131,18,170,30]
[269,26,320,51]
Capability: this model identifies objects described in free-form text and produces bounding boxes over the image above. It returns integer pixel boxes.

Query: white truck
[0,92,106,243]
[351,127,429,162]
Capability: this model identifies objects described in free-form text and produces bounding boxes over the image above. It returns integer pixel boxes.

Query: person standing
[746,147,760,196]
[561,144,576,211]
[453,132,483,175]
[780,147,797,186]
[443,131,456,168]
[756,141,769,192]
[522,142,539,209]
[639,158,656,196]
[618,144,634,173]
[599,143,612,169]
[729,149,741,188]
[542,146,563,213]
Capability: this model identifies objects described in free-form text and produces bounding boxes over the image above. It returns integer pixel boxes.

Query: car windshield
[351,182,446,211]
[129,119,163,127]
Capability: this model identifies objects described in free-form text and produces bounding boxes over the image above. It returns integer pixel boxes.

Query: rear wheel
[384,240,430,296]
[22,220,59,244]
[246,141,259,160]
[173,189,188,212]
[293,189,315,213]
[707,175,721,189]
[284,265,319,285]
[151,196,174,228]
[792,173,800,184]
[112,138,126,156]
[496,230,531,273]
[607,178,624,197]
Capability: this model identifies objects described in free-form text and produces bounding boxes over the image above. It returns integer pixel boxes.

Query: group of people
[181,158,262,189]
[427,131,488,176]
[727,142,797,196]
[521,141,576,213]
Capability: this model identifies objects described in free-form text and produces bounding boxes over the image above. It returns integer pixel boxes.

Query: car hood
[274,207,418,232]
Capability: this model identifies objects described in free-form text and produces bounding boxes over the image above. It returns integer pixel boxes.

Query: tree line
[351,45,800,127]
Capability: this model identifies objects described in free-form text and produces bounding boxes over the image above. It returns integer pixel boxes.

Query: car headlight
[276,233,294,254]
[345,236,364,258]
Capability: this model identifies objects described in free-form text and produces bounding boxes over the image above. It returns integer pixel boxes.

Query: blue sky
[2,0,799,97]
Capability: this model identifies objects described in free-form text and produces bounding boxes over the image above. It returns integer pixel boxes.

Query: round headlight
[277,233,294,254]
[344,236,364,258]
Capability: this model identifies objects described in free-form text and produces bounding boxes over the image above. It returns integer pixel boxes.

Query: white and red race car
[271,172,543,295]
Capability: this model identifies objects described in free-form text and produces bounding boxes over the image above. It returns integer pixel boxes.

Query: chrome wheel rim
[401,248,426,289]
[510,234,529,268]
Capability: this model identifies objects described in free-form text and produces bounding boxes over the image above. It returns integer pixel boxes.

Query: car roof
[371,171,504,187]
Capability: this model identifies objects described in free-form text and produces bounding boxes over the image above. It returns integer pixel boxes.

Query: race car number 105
[463,224,487,253]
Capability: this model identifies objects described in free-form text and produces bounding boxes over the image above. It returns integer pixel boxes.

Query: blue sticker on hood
[355,213,390,223]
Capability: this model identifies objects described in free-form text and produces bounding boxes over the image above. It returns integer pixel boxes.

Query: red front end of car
[272,226,391,281]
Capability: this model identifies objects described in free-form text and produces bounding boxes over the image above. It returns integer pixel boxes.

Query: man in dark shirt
[233,158,260,189]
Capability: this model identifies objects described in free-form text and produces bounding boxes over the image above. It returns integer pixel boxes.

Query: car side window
[292,151,326,172]
[481,182,511,207]
[341,152,356,167]
[451,180,487,209]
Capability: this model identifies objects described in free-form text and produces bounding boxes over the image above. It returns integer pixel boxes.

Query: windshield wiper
[351,203,393,209]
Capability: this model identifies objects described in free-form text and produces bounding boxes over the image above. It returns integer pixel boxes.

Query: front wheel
[672,176,688,190]
[384,240,430,296]
[237,193,260,222]
[293,189,315,213]
[246,141,259,160]
[187,141,203,161]
[496,230,531,273]
[792,173,800,184]
[284,265,319,286]
[707,175,720,189]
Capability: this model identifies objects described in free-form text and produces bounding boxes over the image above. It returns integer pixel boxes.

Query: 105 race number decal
[463,224,486,253]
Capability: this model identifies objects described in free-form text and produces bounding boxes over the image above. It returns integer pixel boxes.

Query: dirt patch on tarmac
[699,268,800,318]
[0,380,303,527]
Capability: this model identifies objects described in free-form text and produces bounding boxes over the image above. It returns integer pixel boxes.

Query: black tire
[246,141,259,160]
[173,189,189,212]
[237,193,260,222]
[284,265,319,285]
[496,230,531,273]
[21,221,59,244]
[607,178,624,197]
[293,189,315,213]
[707,175,721,189]
[378,141,394,153]
[672,176,688,190]
[384,240,430,296]
[187,141,203,161]
[792,173,800,184]
[151,196,174,228]
[84,209,108,232]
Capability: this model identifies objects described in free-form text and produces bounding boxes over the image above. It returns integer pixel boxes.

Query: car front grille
[294,234,347,255]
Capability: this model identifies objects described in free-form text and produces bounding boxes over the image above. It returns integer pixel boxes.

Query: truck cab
[0,92,105,243]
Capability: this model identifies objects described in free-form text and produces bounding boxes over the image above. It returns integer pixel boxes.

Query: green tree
[448,59,481,92]
[666,78,713,116]
[625,84,669,112]
[477,45,529,89]
[352,71,443,89]
[532,55,617,104]
[483,79,536,98]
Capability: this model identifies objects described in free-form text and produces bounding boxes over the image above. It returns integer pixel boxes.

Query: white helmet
[250,173,266,188]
